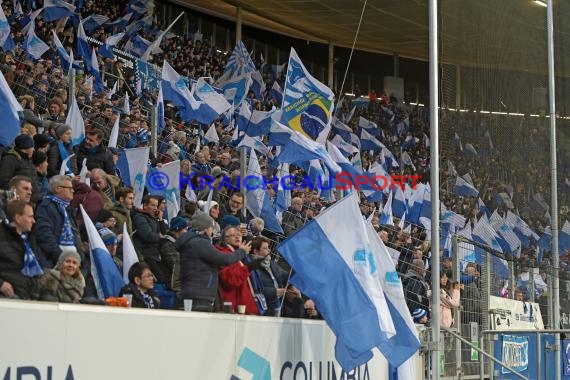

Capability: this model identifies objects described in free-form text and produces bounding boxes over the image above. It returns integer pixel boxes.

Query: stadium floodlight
[533,0,547,7]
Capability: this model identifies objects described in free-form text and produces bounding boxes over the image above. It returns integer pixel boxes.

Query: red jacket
[215,244,259,315]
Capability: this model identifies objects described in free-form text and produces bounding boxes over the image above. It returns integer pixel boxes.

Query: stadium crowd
[0,0,567,331]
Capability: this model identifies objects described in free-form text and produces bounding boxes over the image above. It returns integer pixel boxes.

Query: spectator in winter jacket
[0,135,37,192]
[32,151,49,200]
[34,175,83,268]
[119,262,160,309]
[8,175,33,203]
[90,168,121,208]
[176,212,250,312]
[0,200,43,299]
[402,258,430,316]
[159,216,188,293]
[74,128,116,175]
[47,124,76,178]
[132,195,167,282]
[109,187,134,235]
[216,226,261,315]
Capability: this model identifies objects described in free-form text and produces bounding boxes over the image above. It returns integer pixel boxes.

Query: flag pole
[546,1,561,379]
[428,0,441,379]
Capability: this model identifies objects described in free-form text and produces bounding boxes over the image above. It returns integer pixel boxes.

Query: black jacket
[132,210,165,261]
[0,223,42,299]
[176,231,245,302]
[47,140,77,178]
[74,141,116,175]
[0,149,38,191]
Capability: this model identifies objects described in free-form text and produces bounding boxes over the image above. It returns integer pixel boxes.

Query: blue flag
[0,70,22,146]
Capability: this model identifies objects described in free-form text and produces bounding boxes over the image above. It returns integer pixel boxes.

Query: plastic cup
[183,299,193,312]
[237,305,246,314]
[124,294,133,307]
[223,301,233,313]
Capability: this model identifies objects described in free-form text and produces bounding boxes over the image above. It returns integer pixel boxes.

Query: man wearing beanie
[0,134,38,193]
[176,212,251,312]
[47,124,76,178]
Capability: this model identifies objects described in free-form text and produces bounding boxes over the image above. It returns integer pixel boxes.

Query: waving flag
[52,31,77,71]
[330,135,359,156]
[80,205,124,299]
[194,78,231,116]
[278,192,398,371]
[245,150,284,233]
[454,176,479,197]
[359,116,380,137]
[331,117,353,142]
[25,23,49,60]
[276,129,341,174]
[221,73,252,106]
[117,147,150,208]
[122,222,139,284]
[281,48,334,141]
[216,40,257,85]
[0,6,14,52]
[364,221,420,370]
[204,123,219,145]
[65,94,85,147]
[269,81,283,105]
[360,128,385,151]
[43,0,76,22]
[82,14,108,32]
[108,116,119,148]
[106,12,132,30]
[98,32,125,59]
[76,19,91,63]
[0,70,22,147]
[88,49,104,94]
[380,191,394,225]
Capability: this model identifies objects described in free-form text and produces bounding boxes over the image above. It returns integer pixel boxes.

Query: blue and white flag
[326,141,361,177]
[239,107,277,137]
[123,92,130,114]
[98,32,125,59]
[76,19,91,64]
[106,12,132,30]
[276,129,341,174]
[360,128,385,152]
[359,116,380,137]
[330,135,358,157]
[52,30,77,71]
[117,147,150,208]
[245,150,284,234]
[221,73,252,106]
[43,0,76,22]
[216,40,257,85]
[121,222,139,284]
[80,205,124,299]
[281,47,334,142]
[82,14,108,32]
[278,192,398,371]
[560,221,570,253]
[392,186,407,218]
[364,220,420,370]
[269,81,283,106]
[203,123,219,145]
[25,23,49,60]
[455,176,479,197]
[0,6,14,52]
[472,216,503,253]
[237,134,272,158]
[380,191,394,225]
[275,162,291,219]
[0,70,22,147]
[161,60,194,110]
[194,78,231,116]
[159,160,180,222]
[65,94,85,147]
[88,49,104,94]
[250,70,265,100]
[331,117,353,142]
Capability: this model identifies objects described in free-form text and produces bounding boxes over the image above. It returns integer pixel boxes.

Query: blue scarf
[57,141,72,175]
[21,232,43,277]
[45,195,75,248]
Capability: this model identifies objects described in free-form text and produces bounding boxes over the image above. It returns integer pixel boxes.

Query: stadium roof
[173,0,570,75]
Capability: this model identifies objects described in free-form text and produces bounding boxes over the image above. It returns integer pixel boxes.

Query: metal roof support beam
[236,6,242,44]
[328,41,334,89]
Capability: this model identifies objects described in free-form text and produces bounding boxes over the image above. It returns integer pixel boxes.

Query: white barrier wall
[0,300,393,380]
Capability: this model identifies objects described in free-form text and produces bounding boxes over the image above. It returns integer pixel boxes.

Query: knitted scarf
[45,195,75,248]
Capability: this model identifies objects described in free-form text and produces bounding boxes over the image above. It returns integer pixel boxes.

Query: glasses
[141,274,155,279]
[59,186,74,190]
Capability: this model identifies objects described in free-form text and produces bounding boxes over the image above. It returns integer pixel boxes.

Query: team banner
[501,335,529,374]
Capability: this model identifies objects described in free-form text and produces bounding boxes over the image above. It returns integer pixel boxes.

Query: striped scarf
[45,195,75,248]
